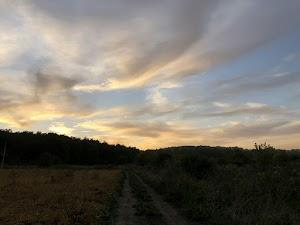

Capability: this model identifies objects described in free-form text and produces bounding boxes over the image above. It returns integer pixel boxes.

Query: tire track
[135,175,190,225]
[115,172,190,225]
[115,174,139,225]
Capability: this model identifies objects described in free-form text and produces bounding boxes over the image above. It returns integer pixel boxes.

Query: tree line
[0,129,139,166]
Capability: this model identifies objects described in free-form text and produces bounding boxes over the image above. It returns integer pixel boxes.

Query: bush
[180,155,213,179]
[137,146,300,225]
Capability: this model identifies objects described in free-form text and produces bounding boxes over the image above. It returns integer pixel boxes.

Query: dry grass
[0,169,123,225]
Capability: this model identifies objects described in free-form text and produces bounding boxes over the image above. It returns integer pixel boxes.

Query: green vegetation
[137,146,300,225]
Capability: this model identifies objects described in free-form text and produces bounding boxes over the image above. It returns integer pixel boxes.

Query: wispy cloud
[77,118,300,149]
[2,0,297,91]
[199,72,300,102]
[200,102,292,117]
[221,120,300,139]
[0,69,93,127]
[0,0,300,149]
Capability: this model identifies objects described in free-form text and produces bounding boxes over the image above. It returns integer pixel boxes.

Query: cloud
[31,70,79,104]
[200,102,292,117]
[3,0,297,92]
[205,72,300,100]
[78,120,172,138]
[49,122,74,136]
[221,121,288,138]
[221,120,300,139]
[77,119,209,149]
[0,69,93,127]
[283,53,299,62]
[146,87,169,106]
[77,117,300,149]
[0,3,27,65]
[213,102,231,108]
[1,0,300,149]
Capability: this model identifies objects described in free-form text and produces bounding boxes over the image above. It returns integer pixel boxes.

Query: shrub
[180,155,213,179]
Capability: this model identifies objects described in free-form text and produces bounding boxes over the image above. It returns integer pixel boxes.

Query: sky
[0,0,300,149]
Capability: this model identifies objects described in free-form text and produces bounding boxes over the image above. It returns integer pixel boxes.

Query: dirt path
[115,173,190,225]
[136,175,190,225]
[115,175,138,225]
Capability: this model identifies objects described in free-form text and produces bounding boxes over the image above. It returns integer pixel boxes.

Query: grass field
[0,169,123,225]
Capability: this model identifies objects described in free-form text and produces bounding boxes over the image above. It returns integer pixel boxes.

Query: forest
[0,129,139,166]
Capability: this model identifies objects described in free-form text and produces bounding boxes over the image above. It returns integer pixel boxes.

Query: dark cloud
[0,69,93,127]
[218,72,299,93]
[223,120,300,138]
[28,0,159,25]
[31,70,79,103]
[198,104,291,118]
[195,72,300,102]
[0,0,295,93]
[30,69,94,115]
[161,0,300,83]
[117,0,221,80]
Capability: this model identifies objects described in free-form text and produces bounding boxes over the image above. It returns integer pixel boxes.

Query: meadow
[0,169,123,225]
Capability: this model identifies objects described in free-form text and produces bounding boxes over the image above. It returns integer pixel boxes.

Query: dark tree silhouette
[0,129,139,166]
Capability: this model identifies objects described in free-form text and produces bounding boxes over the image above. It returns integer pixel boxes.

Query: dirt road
[115,173,190,225]
[115,175,139,225]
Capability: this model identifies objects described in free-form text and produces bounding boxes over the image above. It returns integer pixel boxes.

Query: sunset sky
[1,0,300,149]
